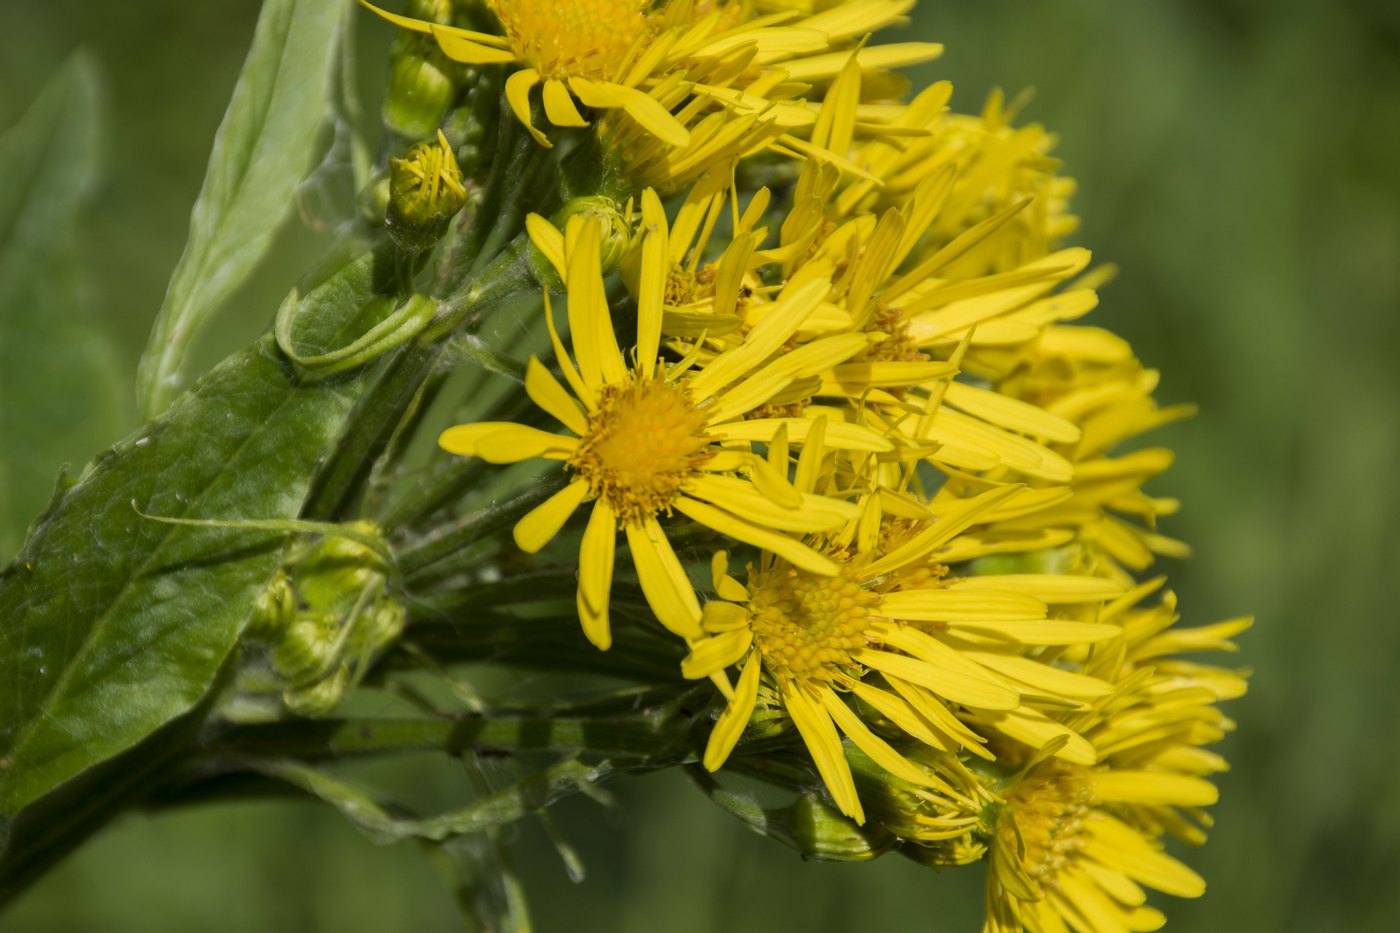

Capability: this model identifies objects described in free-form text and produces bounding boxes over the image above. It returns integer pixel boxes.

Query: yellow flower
[984,759,1210,933]
[682,482,1130,824]
[360,0,941,153]
[438,191,895,650]
[975,584,1250,931]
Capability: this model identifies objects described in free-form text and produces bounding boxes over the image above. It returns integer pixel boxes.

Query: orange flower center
[569,374,712,523]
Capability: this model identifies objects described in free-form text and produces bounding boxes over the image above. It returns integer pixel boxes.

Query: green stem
[397,478,565,583]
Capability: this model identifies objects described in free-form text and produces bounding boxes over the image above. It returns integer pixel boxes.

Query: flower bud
[529,196,633,288]
[788,792,895,862]
[271,611,341,684]
[383,43,457,141]
[387,130,466,254]
[293,523,388,611]
[247,570,296,640]
[283,662,351,718]
[353,599,406,657]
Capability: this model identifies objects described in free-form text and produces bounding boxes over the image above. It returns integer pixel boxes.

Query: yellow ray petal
[569,77,690,147]
[525,357,587,436]
[674,497,838,576]
[706,417,891,453]
[820,689,944,789]
[1091,771,1219,807]
[943,381,1082,444]
[684,474,858,531]
[625,517,703,640]
[439,422,577,462]
[636,188,669,378]
[504,69,550,147]
[783,682,864,823]
[878,588,1048,622]
[577,499,618,649]
[681,628,753,680]
[703,652,762,771]
[513,479,591,553]
[948,575,1125,604]
[855,647,1019,711]
[542,77,588,127]
[973,707,1096,764]
[565,216,627,388]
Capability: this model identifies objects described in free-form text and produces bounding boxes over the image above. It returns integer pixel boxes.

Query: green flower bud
[844,745,985,865]
[246,570,296,640]
[529,196,633,288]
[294,523,388,611]
[383,44,457,141]
[788,793,895,862]
[353,599,406,657]
[387,130,466,254]
[271,611,341,685]
[283,663,351,718]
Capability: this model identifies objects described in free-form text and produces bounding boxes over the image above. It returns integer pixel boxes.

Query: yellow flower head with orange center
[438,189,900,652]
[567,373,712,525]
[682,483,1128,825]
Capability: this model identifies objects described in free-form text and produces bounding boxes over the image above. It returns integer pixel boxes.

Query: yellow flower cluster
[386,2,1251,929]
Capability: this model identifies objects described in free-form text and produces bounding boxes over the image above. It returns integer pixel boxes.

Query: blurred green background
[2,0,1397,930]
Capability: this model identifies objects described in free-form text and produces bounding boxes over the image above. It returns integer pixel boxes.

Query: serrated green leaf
[0,55,126,562]
[0,332,369,829]
[136,0,347,418]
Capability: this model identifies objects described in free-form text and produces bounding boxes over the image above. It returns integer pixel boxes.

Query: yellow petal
[783,682,864,823]
[1091,771,1219,807]
[525,357,587,436]
[684,474,858,532]
[701,600,751,633]
[526,213,567,281]
[948,574,1125,604]
[855,647,1019,711]
[504,69,550,147]
[1086,816,1206,898]
[625,517,703,640]
[878,588,1048,622]
[542,77,588,127]
[577,499,617,649]
[681,628,753,680]
[963,652,1113,698]
[565,215,627,388]
[687,277,829,399]
[946,618,1118,646]
[674,497,838,576]
[974,706,1096,764]
[513,479,590,553]
[943,381,1082,444]
[636,188,668,378]
[819,688,943,789]
[568,77,689,146]
[709,417,893,453]
[703,652,762,771]
[439,422,577,462]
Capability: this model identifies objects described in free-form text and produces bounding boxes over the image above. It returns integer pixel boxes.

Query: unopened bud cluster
[240,523,404,717]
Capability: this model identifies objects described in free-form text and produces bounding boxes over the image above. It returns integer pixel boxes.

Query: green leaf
[0,332,369,832]
[0,55,126,562]
[136,0,347,418]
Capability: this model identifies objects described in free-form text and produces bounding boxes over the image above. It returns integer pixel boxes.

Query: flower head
[682,484,1129,824]
[438,190,898,649]
[360,0,942,163]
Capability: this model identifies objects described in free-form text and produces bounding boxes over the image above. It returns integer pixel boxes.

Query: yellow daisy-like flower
[973,583,1250,932]
[438,191,900,649]
[682,481,1131,824]
[361,0,941,152]
[983,757,1211,933]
